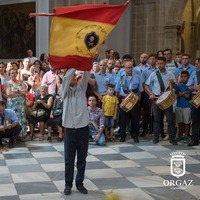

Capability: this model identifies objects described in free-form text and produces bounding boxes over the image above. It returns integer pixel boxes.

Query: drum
[190,93,200,108]
[156,91,176,110]
[120,92,139,112]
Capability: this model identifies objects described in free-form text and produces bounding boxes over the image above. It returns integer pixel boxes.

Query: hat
[41,84,48,88]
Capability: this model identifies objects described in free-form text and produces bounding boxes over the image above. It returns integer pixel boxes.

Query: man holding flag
[30,1,129,195]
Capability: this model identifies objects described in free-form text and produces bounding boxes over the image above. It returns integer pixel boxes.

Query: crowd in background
[0,47,200,148]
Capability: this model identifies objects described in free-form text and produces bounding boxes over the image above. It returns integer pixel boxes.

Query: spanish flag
[30,1,129,70]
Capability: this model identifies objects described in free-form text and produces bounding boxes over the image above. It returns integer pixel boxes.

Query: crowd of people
[0,48,200,148]
[0,47,200,195]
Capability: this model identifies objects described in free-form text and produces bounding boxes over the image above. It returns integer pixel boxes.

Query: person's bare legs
[58,126,64,139]
[38,121,45,140]
[47,126,52,141]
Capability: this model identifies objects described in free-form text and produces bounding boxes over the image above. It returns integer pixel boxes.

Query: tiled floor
[0,135,200,200]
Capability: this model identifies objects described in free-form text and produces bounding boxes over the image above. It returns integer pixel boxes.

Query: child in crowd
[101,84,119,142]
[175,71,191,143]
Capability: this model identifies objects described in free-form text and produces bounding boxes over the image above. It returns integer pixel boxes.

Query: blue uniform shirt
[94,72,115,96]
[187,69,200,86]
[145,69,175,95]
[0,109,19,126]
[141,66,158,83]
[115,71,143,97]
[174,64,195,79]
[115,68,141,85]
[175,83,191,108]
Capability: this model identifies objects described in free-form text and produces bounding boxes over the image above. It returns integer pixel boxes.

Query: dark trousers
[152,101,176,141]
[191,105,200,141]
[140,92,151,133]
[64,126,89,188]
[119,102,140,138]
[0,124,22,143]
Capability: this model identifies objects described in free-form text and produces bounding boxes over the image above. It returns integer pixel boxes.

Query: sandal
[57,137,63,142]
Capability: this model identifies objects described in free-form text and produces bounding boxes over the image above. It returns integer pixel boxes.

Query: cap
[41,84,48,88]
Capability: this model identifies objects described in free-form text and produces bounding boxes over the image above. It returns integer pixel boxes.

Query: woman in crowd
[0,62,10,86]
[6,68,28,139]
[20,58,32,81]
[27,84,54,140]
[28,66,42,97]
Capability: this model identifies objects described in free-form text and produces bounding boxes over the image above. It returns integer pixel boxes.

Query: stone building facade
[0,0,200,62]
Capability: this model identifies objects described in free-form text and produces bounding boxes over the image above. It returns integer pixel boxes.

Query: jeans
[64,126,89,188]
[89,125,106,146]
[0,124,22,143]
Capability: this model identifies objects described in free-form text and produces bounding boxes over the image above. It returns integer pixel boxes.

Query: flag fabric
[30,1,129,70]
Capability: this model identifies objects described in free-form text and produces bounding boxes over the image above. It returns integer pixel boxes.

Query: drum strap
[196,70,200,84]
[121,75,129,94]
[156,71,165,92]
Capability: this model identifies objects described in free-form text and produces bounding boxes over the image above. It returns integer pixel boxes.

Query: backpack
[52,96,63,117]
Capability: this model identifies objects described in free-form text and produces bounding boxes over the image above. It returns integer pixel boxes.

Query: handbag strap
[156,71,165,92]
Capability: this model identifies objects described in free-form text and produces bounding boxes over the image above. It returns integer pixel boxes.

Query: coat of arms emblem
[170,152,186,178]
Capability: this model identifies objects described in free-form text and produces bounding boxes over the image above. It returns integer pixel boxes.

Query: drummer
[187,57,200,146]
[115,60,143,143]
[144,56,177,145]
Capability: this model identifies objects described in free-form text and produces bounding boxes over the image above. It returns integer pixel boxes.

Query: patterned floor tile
[103,160,140,168]
[121,151,157,160]
[91,177,136,190]
[15,182,59,195]
[12,172,51,183]
[143,187,197,200]
[5,158,38,166]
[95,153,129,161]
[0,184,17,196]
[127,176,166,188]
[85,169,122,179]
[0,139,199,200]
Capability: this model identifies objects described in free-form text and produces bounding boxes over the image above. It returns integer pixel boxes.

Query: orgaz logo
[170,151,185,178]
[163,151,193,189]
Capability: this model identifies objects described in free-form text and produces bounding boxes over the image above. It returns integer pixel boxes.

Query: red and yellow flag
[30,1,129,70]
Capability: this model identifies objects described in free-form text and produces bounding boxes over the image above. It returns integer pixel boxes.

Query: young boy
[175,70,191,143]
[101,84,119,142]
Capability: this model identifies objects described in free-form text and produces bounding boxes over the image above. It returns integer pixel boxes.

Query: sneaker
[76,185,88,194]
[153,139,159,144]
[114,127,120,136]
[188,140,199,146]
[176,136,184,142]
[183,137,190,144]
[163,134,169,141]
[120,137,126,142]
[64,186,71,195]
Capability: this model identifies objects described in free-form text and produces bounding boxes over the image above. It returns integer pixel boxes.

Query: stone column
[164,25,180,53]
[35,0,49,59]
